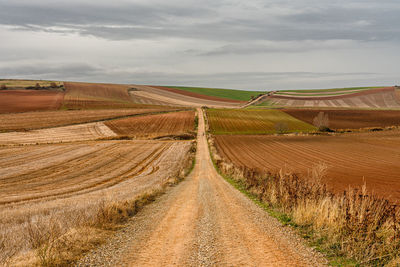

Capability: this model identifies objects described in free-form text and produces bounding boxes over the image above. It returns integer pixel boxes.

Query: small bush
[275,122,289,134]
[50,82,58,88]
[0,84,6,90]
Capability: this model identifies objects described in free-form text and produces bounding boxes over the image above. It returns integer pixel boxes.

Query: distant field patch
[207,109,316,134]
[164,86,263,102]
[279,86,382,93]
[63,82,143,109]
[283,109,400,130]
[0,79,63,88]
[105,110,195,138]
[0,109,167,132]
[0,90,64,113]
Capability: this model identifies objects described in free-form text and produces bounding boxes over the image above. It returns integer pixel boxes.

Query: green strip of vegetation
[165,86,264,101]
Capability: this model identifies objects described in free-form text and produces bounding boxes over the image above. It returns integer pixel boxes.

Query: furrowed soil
[1,140,192,265]
[0,90,64,113]
[214,132,400,201]
[63,82,144,109]
[77,109,325,266]
[282,109,400,129]
[105,110,195,138]
[0,108,167,132]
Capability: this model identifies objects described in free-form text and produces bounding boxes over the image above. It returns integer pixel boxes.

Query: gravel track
[77,108,326,266]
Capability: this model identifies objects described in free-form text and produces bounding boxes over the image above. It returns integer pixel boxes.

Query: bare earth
[78,109,325,266]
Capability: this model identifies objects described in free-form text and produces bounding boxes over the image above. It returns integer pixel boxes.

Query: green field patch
[207,109,316,134]
[166,86,264,101]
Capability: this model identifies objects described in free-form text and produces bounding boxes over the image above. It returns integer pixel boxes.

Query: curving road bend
[78,108,326,267]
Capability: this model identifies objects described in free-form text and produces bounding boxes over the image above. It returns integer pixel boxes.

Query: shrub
[0,84,6,90]
[275,122,289,134]
[313,112,329,128]
[50,82,58,88]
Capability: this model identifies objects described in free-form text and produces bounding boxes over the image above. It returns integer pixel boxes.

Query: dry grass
[209,136,400,265]
[0,141,195,266]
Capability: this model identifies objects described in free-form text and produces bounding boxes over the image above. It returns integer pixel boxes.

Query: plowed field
[105,110,195,138]
[0,108,166,132]
[207,109,316,134]
[214,132,400,201]
[283,109,400,129]
[0,90,64,113]
[63,82,142,109]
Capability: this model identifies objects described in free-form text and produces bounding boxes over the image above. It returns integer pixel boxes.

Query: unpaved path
[78,108,326,266]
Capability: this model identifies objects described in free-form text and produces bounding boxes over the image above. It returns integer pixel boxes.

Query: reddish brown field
[0,90,64,113]
[283,109,400,129]
[150,86,244,103]
[0,108,166,132]
[105,110,195,138]
[63,82,144,109]
[214,131,400,201]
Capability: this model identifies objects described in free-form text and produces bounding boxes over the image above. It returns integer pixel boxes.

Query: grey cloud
[1,0,400,43]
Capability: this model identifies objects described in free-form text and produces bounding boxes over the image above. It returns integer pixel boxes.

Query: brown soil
[283,109,400,129]
[131,85,241,108]
[78,109,325,266]
[150,86,244,103]
[105,110,195,138]
[0,108,166,132]
[63,82,147,109]
[0,90,64,113]
[214,132,400,202]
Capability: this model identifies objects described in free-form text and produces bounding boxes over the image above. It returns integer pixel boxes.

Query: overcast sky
[0,0,399,90]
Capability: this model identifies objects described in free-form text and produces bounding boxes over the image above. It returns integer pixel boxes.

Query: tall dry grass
[0,141,196,266]
[209,136,400,265]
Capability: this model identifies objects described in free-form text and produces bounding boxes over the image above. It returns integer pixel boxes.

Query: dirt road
[78,109,325,266]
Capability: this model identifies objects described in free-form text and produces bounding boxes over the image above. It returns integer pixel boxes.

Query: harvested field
[0,122,116,145]
[264,87,400,108]
[0,90,64,113]
[130,85,242,108]
[0,140,192,264]
[0,108,167,132]
[207,109,316,134]
[283,109,400,129]
[63,82,142,109]
[105,110,195,138]
[150,86,244,103]
[214,131,400,201]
